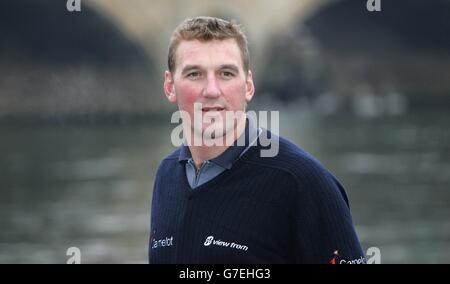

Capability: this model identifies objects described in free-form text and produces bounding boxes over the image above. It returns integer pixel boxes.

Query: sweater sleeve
[292,162,366,264]
[149,161,163,263]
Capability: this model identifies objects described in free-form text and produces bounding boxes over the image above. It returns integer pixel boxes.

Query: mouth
[201,106,225,112]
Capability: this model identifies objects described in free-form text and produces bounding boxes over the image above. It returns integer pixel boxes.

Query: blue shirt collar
[178,117,258,169]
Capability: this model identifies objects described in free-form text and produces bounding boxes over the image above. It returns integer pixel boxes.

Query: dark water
[1,110,449,263]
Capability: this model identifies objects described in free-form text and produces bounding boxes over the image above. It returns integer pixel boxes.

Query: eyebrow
[181,65,201,75]
[219,64,240,73]
[181,64,240,75]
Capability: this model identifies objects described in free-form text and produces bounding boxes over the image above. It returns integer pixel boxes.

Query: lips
[201,106,225,112]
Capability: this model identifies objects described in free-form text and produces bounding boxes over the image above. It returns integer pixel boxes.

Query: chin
[202,122,227,137]
[195,122,232,143]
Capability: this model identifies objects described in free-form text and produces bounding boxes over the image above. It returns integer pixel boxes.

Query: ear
[245,70,255,103]
[164,71,177,104]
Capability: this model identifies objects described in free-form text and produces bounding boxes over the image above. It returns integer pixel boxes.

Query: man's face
[164,39,254,142]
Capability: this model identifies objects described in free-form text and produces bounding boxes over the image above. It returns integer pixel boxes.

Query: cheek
[175,82,200,109]
[223,83,247,106]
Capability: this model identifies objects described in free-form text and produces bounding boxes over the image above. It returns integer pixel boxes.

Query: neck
[187,114,247,169]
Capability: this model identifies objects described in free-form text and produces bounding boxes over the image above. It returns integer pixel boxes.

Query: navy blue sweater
[149,130,365,264]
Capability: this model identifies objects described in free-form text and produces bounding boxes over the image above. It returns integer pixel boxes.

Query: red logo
[329,250,339,264]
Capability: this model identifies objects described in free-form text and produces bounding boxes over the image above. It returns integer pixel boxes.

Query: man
[149,16,365,264]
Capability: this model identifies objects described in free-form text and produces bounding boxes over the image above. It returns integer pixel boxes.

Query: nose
[202,75,221,98]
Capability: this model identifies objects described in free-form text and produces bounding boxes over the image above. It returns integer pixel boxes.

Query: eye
[221,71,235,79]
[186,72,201,80]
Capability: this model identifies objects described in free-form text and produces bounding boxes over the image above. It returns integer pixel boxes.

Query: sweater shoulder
[246,131,329,177]
[248,130,349,204]
[163,147,181,161]
[155,147,181,175]
[245,131,348,198]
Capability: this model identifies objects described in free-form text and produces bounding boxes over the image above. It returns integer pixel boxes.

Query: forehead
[175,39,243,71]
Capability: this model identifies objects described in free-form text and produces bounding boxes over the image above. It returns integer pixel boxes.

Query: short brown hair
[168,16,249,73]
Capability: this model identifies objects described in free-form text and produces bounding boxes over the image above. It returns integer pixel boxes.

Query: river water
[1,109,449,263]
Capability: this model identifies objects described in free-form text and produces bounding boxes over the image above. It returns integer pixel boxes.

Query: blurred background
[1,0,449,263]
